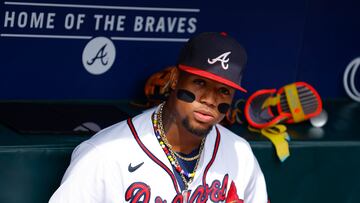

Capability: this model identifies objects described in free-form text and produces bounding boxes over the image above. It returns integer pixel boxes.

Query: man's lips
[193,110,215,123]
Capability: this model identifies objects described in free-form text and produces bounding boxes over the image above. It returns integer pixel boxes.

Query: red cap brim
[178,64,247,93]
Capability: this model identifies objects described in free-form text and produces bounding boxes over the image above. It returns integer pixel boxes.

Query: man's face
[172,72,236,137]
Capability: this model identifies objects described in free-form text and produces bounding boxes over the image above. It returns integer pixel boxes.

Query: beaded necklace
[156,109,200,162]
[152,103,205,189]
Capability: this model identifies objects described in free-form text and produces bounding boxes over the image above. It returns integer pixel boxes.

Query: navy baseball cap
[177,32,247,92]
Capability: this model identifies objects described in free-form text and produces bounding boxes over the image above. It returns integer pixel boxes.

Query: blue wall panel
[297,0,360,98]
[0,0,359,100]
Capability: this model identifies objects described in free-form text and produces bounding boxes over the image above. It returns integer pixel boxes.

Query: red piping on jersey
[127,118,180,194]
[202,127,221,186]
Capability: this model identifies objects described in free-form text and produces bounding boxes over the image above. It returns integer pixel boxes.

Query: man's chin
[182,118,213,138]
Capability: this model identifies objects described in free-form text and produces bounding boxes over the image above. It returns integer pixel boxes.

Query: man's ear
[170,67,179,90]
[171,79,178,90]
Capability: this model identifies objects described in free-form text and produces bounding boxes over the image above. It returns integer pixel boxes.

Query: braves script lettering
[125,182,151,202]
[125,175,229,203]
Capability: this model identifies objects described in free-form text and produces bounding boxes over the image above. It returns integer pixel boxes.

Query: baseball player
[49,32,268,203]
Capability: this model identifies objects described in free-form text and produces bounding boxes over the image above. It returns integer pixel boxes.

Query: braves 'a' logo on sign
[82,37,116,75]
[87,44,109,66]
[207,51,231,70]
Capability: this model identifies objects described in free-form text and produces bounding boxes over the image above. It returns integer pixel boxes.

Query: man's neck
[161,103,203,154]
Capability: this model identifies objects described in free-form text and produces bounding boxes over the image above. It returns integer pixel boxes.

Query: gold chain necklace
[157,103,205,189]
[157,115,201,162]
[173,151,200,161]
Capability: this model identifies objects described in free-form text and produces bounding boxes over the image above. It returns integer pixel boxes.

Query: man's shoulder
[216,124,253,152]
[84,108,155,148]
[216,124,248,143]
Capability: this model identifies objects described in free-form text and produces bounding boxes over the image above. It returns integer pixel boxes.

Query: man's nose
[199,89,217,107]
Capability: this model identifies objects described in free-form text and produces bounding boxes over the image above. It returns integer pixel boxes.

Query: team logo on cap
[207,51,231,70]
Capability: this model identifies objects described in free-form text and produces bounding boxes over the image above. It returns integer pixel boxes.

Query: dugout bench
[0,99,359,203]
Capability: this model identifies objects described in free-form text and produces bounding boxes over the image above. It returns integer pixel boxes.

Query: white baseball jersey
[49,107,268,203]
